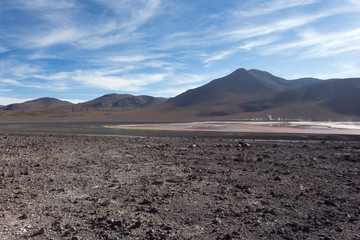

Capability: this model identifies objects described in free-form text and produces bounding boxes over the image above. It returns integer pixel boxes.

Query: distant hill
[0,97,73,111]
[75,93,165,110]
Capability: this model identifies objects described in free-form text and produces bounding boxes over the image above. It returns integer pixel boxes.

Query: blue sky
[1,0,360,105]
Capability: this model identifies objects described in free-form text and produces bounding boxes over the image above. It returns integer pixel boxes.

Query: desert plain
[0,121,359,240]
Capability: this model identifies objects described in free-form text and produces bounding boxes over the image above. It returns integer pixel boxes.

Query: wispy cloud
[109,54,166,63]
[264,28,360,58]
[27,51,62,60]
[95,0,161,31]
[170,73,211,85]
[8,0,75,10]
[203,50,235,64]
[72,70,167,91]
[36,68,168,92]
[29,28,86,48]
[0,60,42,78]
[7,0,161,49]
[235,0,320,17]
[223,13,329,42]
[0,78,23,86]
[238,38,277,51]
[0,45,7,53]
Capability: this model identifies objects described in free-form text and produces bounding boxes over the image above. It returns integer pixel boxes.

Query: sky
[1,0,360,105]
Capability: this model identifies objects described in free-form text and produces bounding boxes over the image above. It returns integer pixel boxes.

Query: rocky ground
[0,132,359,239]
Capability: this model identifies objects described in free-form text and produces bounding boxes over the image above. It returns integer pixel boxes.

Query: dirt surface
[0,132,360,239]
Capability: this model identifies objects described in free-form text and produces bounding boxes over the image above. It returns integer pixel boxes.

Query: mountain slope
[240,78,360,116]
[167,68,321,108]
[0,98,73,111]
[162,68,322,117]
[76,93,165,109]
[167,68,288,107]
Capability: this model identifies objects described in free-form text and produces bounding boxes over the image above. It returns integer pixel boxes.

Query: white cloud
[203,50,235,64]
[0,78,23,86]
[36,68,168,92]
[109,54,166,63]
[297,62,360,79]
[9,0,75,10]
[223,13,328,42]
[170,73,210,85]
[0,60,42,78]
[235,0,320,17]
[27,51,62,60]
[238,38,277,51]
[147,85,203,97]
[60,98,87,104]
[28,28,86,48]
[0,45,7,53]
[95,0,161,31]
[264,28,360,59]
[8,0,161,49]
[147,88,190,97]
[0,97,32,106]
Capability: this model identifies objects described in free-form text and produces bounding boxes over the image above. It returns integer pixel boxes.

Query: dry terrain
[0,132,359,239]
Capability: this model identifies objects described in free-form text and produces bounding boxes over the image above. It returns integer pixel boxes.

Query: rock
[163,225,172,231]
[274,176,281,181]
[131,220,142,229]
[302,225,311,233]
[238,141,250,149]
[139,199,152,205]
[335,227,343,232]
[221,233,232,240]
[212,218,222,225]
[148,207,158,213]
[324,199,336,207]
[38,228,46,235]
[19,213,28,219]
[152,180,164,185]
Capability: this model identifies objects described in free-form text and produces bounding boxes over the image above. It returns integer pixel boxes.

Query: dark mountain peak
[167,68,291,108]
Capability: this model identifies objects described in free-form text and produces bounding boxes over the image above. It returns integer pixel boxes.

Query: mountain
[0,68,359,121]
[75,93,165,110]
[164,68,321,117]
[240,78,360,116]
[0,97,73,111]
[167,68,321,107]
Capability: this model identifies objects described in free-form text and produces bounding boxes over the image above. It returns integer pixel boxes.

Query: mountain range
[1,68,359,121]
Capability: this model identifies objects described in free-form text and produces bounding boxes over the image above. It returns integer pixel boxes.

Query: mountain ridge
[0,68,359,121]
